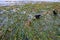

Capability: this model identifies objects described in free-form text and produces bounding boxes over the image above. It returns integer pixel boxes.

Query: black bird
[34,14,41,19]
[53,9,57,16]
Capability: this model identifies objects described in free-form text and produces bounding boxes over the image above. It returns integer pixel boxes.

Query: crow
[34,14,41,19]
[53,9,57,16]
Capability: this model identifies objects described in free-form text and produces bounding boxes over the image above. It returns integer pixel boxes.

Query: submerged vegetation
[0,2,60,40]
